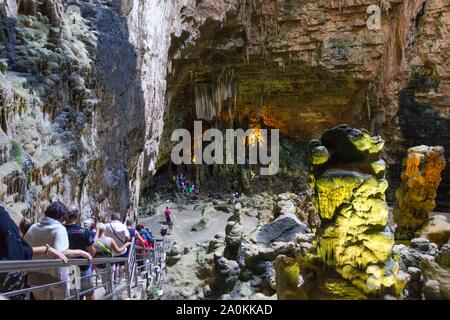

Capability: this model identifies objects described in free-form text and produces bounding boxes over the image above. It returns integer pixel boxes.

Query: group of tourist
[0,201,159,300]
[175,173,199,196]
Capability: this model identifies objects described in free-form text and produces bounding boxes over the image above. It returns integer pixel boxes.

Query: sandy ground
[140,202,259,247]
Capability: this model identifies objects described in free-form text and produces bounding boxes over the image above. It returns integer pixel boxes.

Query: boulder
[166,245,183,266]
[420,259,450,300]
[437,244,450,267]
[274,192,318,227]
[393,240,437,271]
[275,198,296,216]
[191,217,209,232]
[417,215,450,247]
[406,267,423,299]
[249,293,277,300]
[295,233,315,243]
[255,215,310,245]
[410,237,439,256]
[215,204,231,213]
[202,205,217,215]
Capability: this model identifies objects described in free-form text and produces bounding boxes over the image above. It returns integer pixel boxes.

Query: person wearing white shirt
[104,212,130,282]
[24,202,92,300]
[105,213,130,256]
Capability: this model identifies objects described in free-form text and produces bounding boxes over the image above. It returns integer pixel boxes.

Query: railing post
[69,265,81,300]
[106,262,115,299]
[126,260,131,300]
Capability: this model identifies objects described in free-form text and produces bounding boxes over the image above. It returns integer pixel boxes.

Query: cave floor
[140,200,450,248]
[140,201,259,247]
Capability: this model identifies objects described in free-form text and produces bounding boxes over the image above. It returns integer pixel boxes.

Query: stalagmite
[309,125,406,296]
[393,146,446,241]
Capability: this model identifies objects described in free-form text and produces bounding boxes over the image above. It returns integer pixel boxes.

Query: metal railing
[0,237,171,300]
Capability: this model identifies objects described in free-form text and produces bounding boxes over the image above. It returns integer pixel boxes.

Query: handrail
[0,225,172,300]
[0,257,128,273]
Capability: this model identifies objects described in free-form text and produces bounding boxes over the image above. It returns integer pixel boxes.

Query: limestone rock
[214,204,231,213]
[393,238,438,271]
[273,255,305,300]
[406,267,423,299]
[310,145,330,166]
[255,215,310,245]
[420,259,450,300]
[307,125,404,296]
[410,238,439,256]
[274,192,318,227]
[417,215,450,247]
[202,205,217,215]
[394,146,446,240]
[318,125,384,166]
[224,221,243,261]
[437,244,450,268]
[191,217,209,232]
[208,233,225,253]
[212,254,240,295]
[166,245,183,266]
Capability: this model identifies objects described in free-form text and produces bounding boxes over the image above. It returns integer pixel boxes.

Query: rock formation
[392,237,450,300]
[211,253,241,296]
[309,125,406,296]
[150,0,450,207]
[1,0,449,227]
[223,220,243,262]
[393,146,446,240]
[418,215,450,247]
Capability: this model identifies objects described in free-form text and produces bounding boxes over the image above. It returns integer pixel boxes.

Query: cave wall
[0,0,146,221]
[1,0,449,224]
[0,0,194,222]
[157,0,450,207]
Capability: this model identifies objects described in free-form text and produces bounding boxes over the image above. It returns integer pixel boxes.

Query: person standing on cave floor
[164,206,174,234]
[160,222,169,239]
[65,205,98,300]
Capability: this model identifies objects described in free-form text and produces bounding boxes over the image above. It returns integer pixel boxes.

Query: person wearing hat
[65,205,98,300]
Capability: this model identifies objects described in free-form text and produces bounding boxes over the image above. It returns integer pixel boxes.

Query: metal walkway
[0,237,171,300]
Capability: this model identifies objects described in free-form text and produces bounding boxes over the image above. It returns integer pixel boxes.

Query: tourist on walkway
[65,205,98,300]
[105,213,130,255]
[24,202,92,300]
[126,219,145,244]
[135,224,152,248]
[19,217,33,237]
[94,223,131,294]
[137,222,155,244]
[0,206,67,300]
[105,213,130,281]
